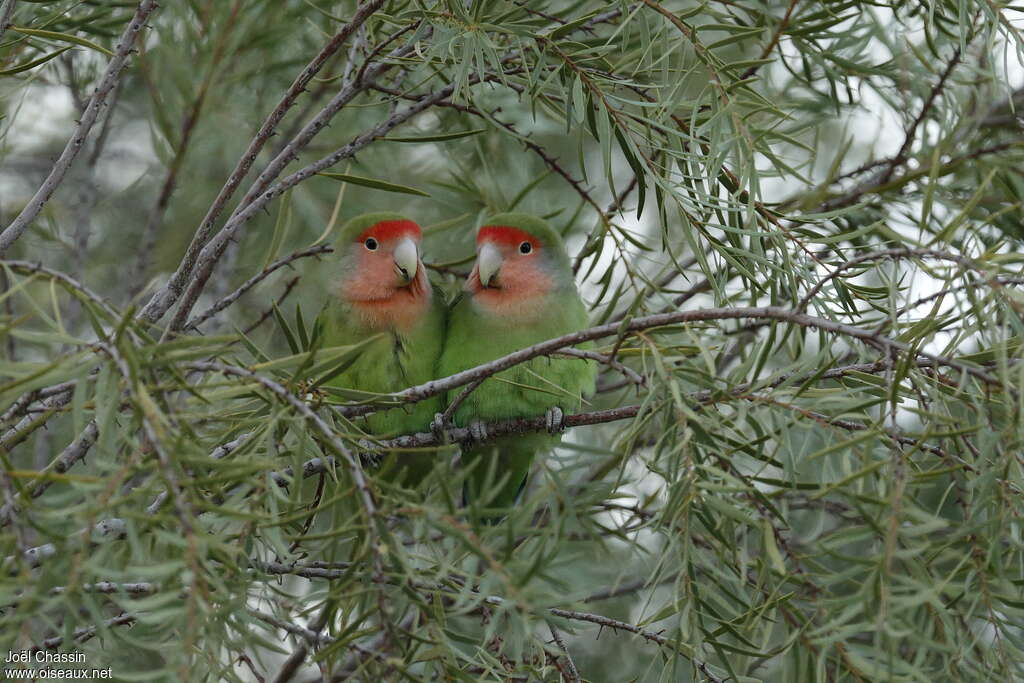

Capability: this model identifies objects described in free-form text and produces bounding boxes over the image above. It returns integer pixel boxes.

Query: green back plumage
[438,214,596,512]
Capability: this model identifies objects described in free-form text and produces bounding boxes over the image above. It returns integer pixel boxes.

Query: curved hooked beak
[476,241,503,288]
[392,237,419,285]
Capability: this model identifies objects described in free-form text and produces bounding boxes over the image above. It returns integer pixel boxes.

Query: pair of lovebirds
[320,212,596,515]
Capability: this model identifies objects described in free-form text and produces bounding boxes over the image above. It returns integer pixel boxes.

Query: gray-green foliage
[1,0,1023,680]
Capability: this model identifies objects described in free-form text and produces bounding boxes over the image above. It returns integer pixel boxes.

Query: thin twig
[797,247,983,313]
[547,607,723,682]
[165,74,455,334]
[368,80,611,236]
[547,623,581,683]
[556,348,645,387]
[512,0,565,26]
[438,377,485,428]
[129,50,224,296]
[272,603,335,683]
[739,0,798,81]
[810,140,1021,213]
[248,608,333,647]
[330,611,417,680]
[0,0,159,254]
[583,576,653,602]
[145,432,250,515]
[0,380,76,425]
[9,518,125,570]
[888,276,1024,327]
[0,395,82,474]
[0,420,97,527]
[2,260,120,317]
[185,245,332,330]
[33,613,137,651]
[64,79,122,335]
[97,341,196,536]
[243,276,300,335]
[879,47,964,185]
[139,0,387,324]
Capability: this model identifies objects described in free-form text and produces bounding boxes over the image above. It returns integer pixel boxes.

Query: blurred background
[2,1,1024,681]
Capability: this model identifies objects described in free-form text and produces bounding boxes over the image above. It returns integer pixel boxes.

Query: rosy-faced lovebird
[437,213,595,514]
[320,212,445,484]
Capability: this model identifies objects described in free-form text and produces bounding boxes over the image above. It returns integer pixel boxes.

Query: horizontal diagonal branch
[334,305,1005,419]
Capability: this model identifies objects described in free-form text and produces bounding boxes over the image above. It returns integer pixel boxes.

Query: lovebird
[437,213,596,513]
[320,212,446,484]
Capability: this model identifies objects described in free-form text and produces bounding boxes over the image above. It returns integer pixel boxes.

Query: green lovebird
[437,213,596,513]
[320,212,446,485]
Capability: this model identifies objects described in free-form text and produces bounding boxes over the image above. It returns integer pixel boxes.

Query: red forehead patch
[478,225,540,249]
[357,219,420,243]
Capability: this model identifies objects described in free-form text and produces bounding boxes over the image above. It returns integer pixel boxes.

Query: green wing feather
[438,214,596,512]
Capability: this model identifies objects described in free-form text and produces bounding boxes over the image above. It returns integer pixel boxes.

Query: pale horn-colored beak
[393,237,418,284]
[476,241,503,288]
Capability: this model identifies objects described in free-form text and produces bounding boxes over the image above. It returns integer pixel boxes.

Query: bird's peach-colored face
[339,219,430,331]
[467,225,552,317]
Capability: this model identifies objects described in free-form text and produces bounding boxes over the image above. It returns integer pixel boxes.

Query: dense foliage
[1,1,1023,680]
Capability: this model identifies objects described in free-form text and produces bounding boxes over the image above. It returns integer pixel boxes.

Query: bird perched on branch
[320,212,446,485]
[437,213,595,516]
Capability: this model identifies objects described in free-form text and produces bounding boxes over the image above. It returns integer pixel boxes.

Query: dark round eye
[364,237,378,251]
[519,241,533,254]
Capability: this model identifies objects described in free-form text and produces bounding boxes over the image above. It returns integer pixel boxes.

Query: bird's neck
[467,265,556,323]
[339,269,431,333]
[470,288,553,324]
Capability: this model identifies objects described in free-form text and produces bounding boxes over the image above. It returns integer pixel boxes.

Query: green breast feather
[321,285,446,446]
